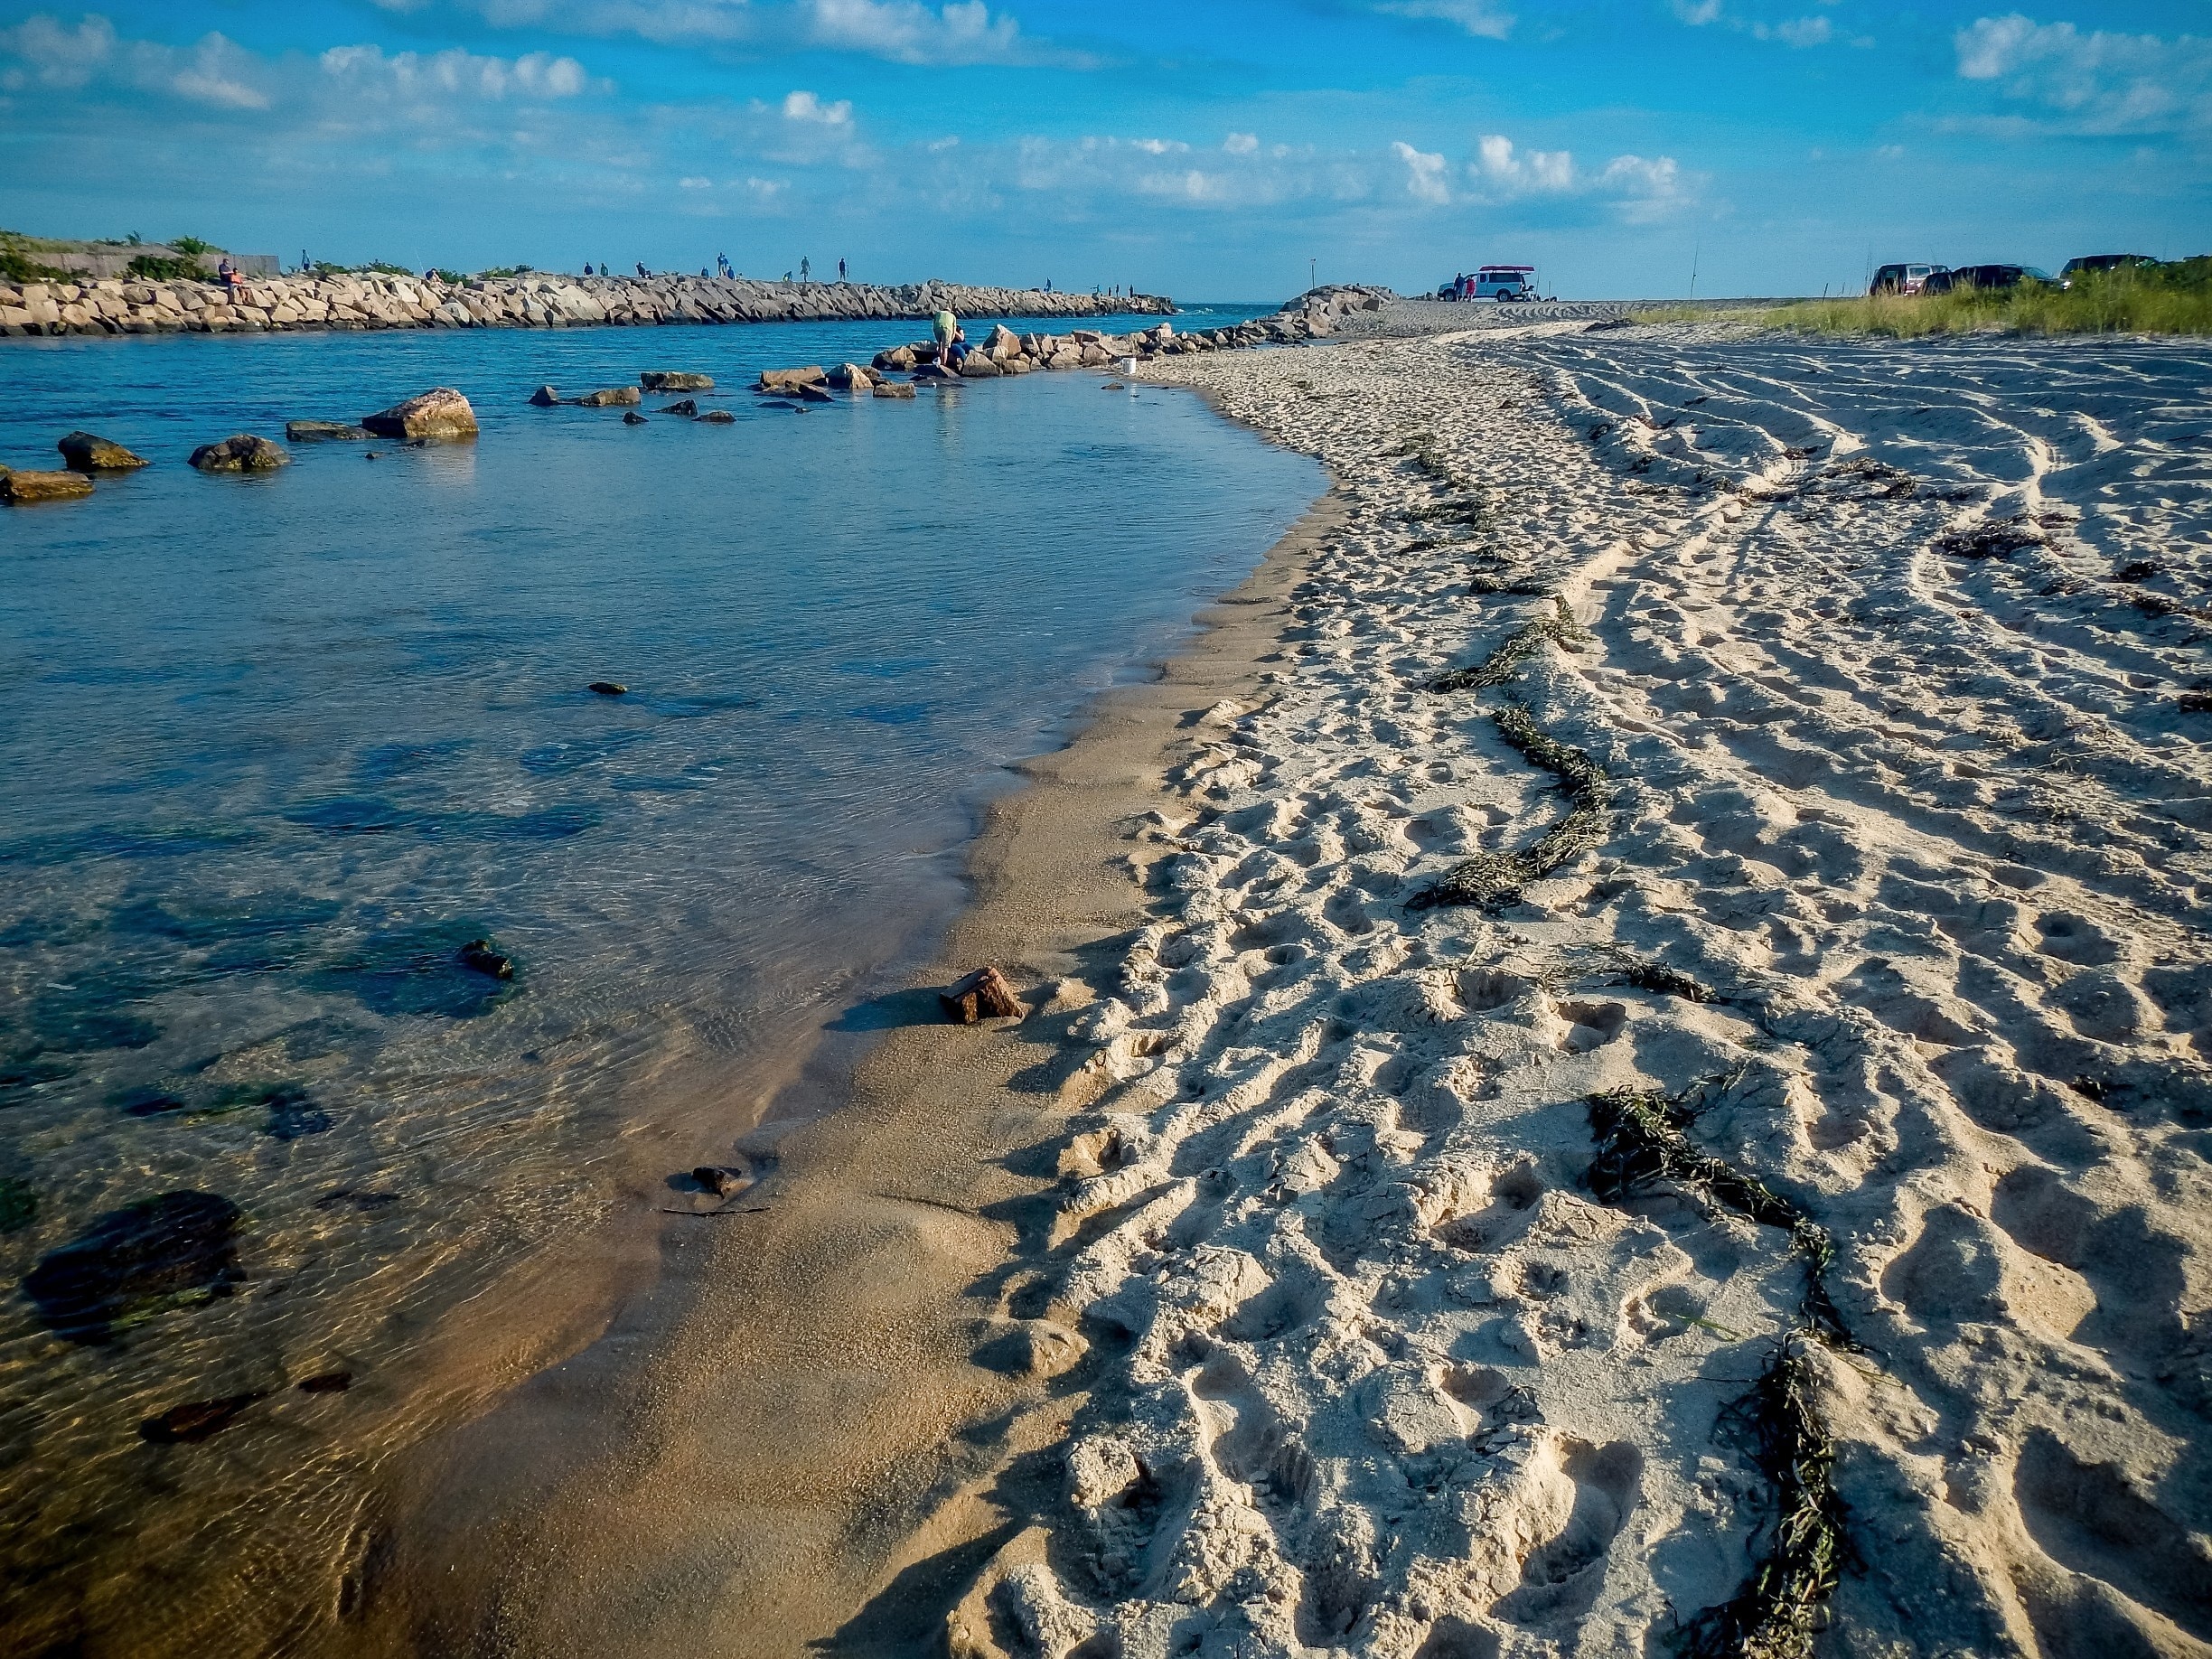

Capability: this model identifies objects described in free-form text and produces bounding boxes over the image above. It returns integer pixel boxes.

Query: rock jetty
[0,273,1174,340]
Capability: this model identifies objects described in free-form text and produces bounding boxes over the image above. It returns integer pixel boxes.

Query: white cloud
[1465,133,1687,220]
[1471,132,1573,194]
[1956,14,2212,134]
[782,88,851,124]
[1671,0,1835,48]
[1223,131,1259,155]
[360,0,1068,66]
[679,174,710,187]
[1366,0,1514,41]
[0,14,269,108]
[1391,139,1451,203]
[318,44,595,101]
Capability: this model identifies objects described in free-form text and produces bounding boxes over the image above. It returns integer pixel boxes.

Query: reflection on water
[0,310,1319,1654]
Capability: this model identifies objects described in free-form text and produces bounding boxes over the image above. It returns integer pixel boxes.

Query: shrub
[1761,260,2212,338]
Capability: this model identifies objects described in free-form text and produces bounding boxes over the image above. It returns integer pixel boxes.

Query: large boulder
[871,381,917,399]
[640,370,713,390]
[573,387,642,408]
[285,419,370,442]
[910,361,957,381]
[826,362,874,391]
[57,431,148,472]
[189,435,289,473]
[872,345,917,372]
[984,323,1021,362]
[957,356,1003,378]
[1,469,94,503]
[361,388,478,439]
[757,365,827,393]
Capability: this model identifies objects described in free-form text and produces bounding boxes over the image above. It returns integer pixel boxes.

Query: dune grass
[1760,258,2212,338]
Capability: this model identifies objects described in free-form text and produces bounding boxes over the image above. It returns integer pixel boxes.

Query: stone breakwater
[0,272,1174,340]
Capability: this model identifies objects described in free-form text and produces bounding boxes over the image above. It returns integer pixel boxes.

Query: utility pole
[1689,240,1701,302]
[1309,257,1317,292]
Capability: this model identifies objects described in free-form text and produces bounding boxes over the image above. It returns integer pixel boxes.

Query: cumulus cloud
[317,43,595,101]
[1365,0,1514,41]
[1391,140,1451,203]
[1956,14,2212,134]
[0,14,268,108]
[1463,133,1686,220]
[1223,131,1259,155]
[781,88,851,124]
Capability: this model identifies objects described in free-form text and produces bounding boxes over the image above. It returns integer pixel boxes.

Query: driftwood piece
[940,966,1025,1024]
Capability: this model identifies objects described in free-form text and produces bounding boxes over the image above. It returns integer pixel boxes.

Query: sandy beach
[346,314,2212,1657]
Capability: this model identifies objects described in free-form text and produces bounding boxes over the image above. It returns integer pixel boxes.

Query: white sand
[950,325,2212,1656]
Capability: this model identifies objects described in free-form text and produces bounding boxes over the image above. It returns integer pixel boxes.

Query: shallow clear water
[0,309,1319,1650]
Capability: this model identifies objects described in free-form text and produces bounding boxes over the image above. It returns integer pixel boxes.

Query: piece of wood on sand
[940,966,1024,1024]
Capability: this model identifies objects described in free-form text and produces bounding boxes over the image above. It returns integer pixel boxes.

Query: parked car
[2059,254,2159,286]
[1923,264,2054,294]
[1870,262,1949,295]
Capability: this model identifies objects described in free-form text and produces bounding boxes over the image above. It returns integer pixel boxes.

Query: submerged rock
[23,1191,243,1344]
[1,469,95,502]
[361,388,479,439]
[588,680,628,696]
[623,410,648,426]
[574,387,642,408]
[796,383,835,403]
[285,419,370,442]
[641,370,713,391]
[458,939,515,979]
[140,1392,267,1444]
[872,381,916,399]
[528,385,560,408]
[658,398,698,417]
[698,409,736,424]
[58,431,148,472]
[189,436,288,473]
[296,1370,353,1392]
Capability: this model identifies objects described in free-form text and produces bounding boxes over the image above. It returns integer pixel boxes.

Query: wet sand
[343,486,1348,1655]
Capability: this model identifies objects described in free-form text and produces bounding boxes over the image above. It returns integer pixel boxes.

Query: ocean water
[0,308,1321,1652]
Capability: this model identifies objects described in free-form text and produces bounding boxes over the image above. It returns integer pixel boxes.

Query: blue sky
[0,0,2205,298]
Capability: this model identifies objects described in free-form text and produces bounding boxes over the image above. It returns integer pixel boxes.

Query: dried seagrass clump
[1676,1342,1848,1659]
[1410,705,1611,911]
[1427,599,1592,693]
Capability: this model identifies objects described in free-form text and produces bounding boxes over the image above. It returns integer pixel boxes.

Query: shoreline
[341,466,1348,1654]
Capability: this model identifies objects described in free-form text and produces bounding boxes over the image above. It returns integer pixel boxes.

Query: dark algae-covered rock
[458,939,514,979]
[58,431,149,472]
[658,398,698,417]
[623,410,648,426]
[0,1176,37,1233]
[588,680,628,696]
[528,385,560,407]
[189,435,288,473]
[23,1191,243,1344]
[285,419,370,442]
[140,1392,267,1444]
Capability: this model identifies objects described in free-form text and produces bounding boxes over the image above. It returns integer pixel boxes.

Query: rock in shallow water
[872,381,916,399]
[698,409,736,424]
[658,398,698,417]
[458,939,514,979]
[361,388,479,439]
[22,1191,243,1344]
[623,410,648,426]
[528,385,560,408]
[641,370,713,391]
[574,386,642,408]
[1,469,95,502]
[757,365,827,393]
[189,436,288,473]
[140,1392,267,1444]
[57,431,148,472]
[285,419,370,443]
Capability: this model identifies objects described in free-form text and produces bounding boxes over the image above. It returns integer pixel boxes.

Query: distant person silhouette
[839,258,846,281]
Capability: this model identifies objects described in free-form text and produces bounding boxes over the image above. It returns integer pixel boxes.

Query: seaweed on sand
[1427,599,1593,693]
[1408,705,1611,910]
[1677,1339,1849,1659]
[1585,1081,1855,1659]
[1585,1083,1846,1341]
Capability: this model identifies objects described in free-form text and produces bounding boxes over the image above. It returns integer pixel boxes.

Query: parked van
[1475,265,1537,301]
[1870,263,1948,295]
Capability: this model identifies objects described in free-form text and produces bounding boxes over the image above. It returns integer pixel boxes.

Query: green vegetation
[172,236,213,258]
[1764,259,2212,338]
[126,252,208,283]
[476,264,535,280]
[0,230,79,284]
